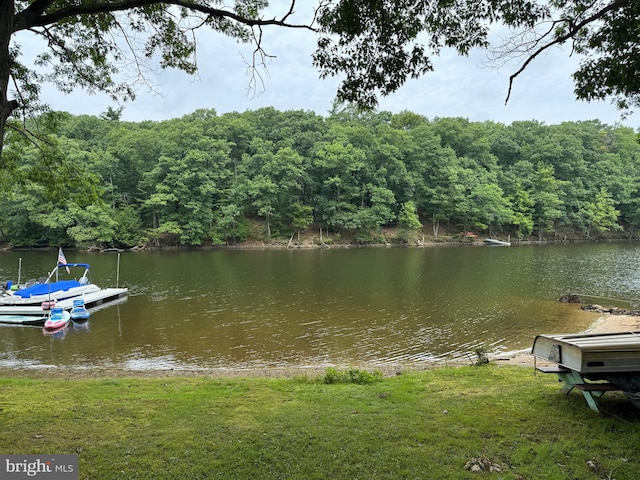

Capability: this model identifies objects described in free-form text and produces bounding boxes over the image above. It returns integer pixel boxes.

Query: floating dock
[0,288,128,325]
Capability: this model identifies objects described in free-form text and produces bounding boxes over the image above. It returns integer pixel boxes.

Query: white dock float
[54,288,128,311]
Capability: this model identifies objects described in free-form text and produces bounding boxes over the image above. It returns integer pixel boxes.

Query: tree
[585,187,622,238]
[397,201,423,243]
[531,163,567,240]
[310,132,366,230]
[2,1,316,158]
[315,1,640,114]
[239,140,309,239]
[0,134,103,246]
[5,0,640,162]
[405,123,460,237]
[99,106,124,122]
[3,107,640,247]
[449,158,511,236]
[507,180,535,239]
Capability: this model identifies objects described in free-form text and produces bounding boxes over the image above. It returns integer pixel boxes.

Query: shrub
[323,367,384,385]
[472,346,490,366]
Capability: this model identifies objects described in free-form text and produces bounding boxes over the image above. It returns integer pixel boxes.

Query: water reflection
[1,243,638,372]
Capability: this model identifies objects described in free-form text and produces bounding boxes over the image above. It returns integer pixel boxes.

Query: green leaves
[323,367,383,384]
[398,201,422,231]
[314,1,435,109]
[2,107,640,248]
[314,0,639,113]
[586,187,622,236]
[3,0,639,170]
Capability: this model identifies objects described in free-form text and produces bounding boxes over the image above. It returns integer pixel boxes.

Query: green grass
[1,365,639,479]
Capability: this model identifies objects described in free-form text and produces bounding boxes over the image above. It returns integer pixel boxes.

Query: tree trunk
[462,215,469,239]
[0,0,18,161]
[538,217,543,242]
[319,227,329,248]
[432,215,439,237]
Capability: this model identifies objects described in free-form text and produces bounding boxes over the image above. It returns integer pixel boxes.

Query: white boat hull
[0,284,101,306]
[532,332,640,375]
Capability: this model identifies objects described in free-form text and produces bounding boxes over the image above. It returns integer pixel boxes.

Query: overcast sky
[16,2,639,128]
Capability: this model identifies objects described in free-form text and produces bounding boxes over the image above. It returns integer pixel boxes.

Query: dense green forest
[1,106,639,248]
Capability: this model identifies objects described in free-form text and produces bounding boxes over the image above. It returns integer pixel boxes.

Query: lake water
[1,243,639,372]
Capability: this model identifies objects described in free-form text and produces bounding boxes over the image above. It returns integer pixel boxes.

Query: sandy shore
[2,314,639,380]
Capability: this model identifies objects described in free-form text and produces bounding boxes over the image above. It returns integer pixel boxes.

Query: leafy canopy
[2,0,638,158]
[314,0,638,113]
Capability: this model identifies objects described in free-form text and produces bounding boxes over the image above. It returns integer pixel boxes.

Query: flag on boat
[58,248,70,273]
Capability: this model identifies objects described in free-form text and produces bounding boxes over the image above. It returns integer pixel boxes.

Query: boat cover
[14,280,82,298]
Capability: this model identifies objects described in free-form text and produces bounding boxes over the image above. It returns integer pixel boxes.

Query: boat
[70,298,90,322]
[1,258,25,294]
[0,251,128,326]
[483,238,511,246]
[0,288,128,324]
[532,332,640,375]
[43,324,69,339]
[532,332,640,406]
[43,306,71,332]
[0,263,100,307]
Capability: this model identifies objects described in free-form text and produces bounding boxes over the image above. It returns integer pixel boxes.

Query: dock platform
[0,288,128,325]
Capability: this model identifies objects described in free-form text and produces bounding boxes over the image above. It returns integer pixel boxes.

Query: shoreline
[2,314,638,380]
[3,236,637,253]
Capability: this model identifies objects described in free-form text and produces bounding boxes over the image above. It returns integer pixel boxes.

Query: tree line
[1,106,639,248]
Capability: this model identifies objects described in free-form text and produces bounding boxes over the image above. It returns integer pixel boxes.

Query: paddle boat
[43,324,69,339]
[70,298,90,322]
[0,263,100,307]
[43,306,71,332]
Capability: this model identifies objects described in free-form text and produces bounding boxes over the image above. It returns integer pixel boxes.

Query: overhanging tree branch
[4,0,640,163]
[505,0,631,104]
[3,1,320,159]
[14,0,317,33]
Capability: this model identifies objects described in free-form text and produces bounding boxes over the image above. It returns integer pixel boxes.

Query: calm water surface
[1,243,639,372]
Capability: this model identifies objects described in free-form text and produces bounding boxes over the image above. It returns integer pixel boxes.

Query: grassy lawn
[1,364,639,479]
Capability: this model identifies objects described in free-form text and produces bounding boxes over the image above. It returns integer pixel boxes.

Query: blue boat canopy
[13,263,91,298]
[14,280,83,298]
